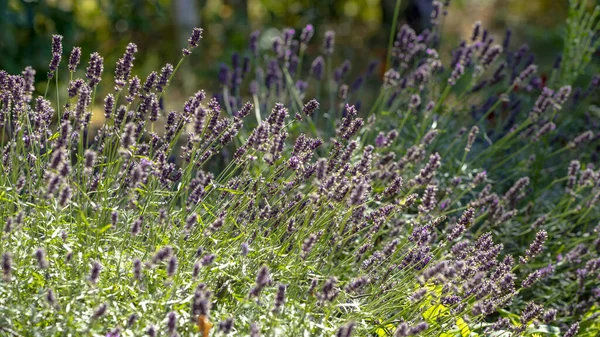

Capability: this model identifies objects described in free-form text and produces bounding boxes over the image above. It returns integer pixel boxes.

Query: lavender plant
[0,1,599,336]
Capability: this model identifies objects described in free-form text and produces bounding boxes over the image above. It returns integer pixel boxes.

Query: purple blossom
[48,34,63,78]
[183,27,203,55]
[310,56,325,81]
[249,266,270,297]
[300,24,314,48]
[323,31,335,55]
[249,30,260,56]
[86,52,104,87]
[520,230,547,263]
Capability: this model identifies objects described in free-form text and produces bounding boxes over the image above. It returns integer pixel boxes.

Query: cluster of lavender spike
[2,1,600,334]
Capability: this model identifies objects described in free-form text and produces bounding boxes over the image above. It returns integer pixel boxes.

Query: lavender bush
[1,0,599,336]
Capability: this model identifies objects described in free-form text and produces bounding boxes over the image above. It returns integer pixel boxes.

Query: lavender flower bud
[125,314,138,328]
[86,52,104,87]
[146,325,156,337]
[562,323,579,337]
[554,85,571,106]
[167,255,178,277]
[502,28,512,49]
[465,126,479,152]
[531,215,546,229]
[311,56,325,81]
[249,30,260,56]
[273,284,286,312]
[409,322,429,335]
[144,71,157,93]
[127,76,141,102]
[448,63,464,85]
[192,262,201,278]
[383,69,400,87]
[48,34,63,78]
[46,288,57,307]
[521,270,541,288]
[520,302,543,325]
[241,243,249,257]
[238,102,253,118]
[65,251,73,263]
[384,176,403,198]
[409,94,421,109]
[133,258,142,280]
[543,309,557,323]
[186,27,203,49]
[302,99,320,117]
[300,24,314,48]
[121,122,136,149]
[345,277,370,293]
[149,95,159,122]
[336,322,355,337]
[533,122,556,142]
[84,149,96,170]
[448,207,474,241]
[59,186,72,207]
[104,94,115,119]
[301,234,317,259]
[35,248,48,269]
[504,177,529,204]
[318,277,339,302]
[520,230,547,263]
[323,31,335,55]
[131,217,142,236]
[92,303,108,319]
[349,180,368,206]
[514,64,537,86]
[250,322,260,337]
[89,261,102,284]
[431,1,442,23]
[272,36,283,58]
[529,87,554,120]
[166,311,177,333]
[51,34,63,55]
[482,45,503,68]
[209,213,225,232]
[156,63,173,92]
[115,43,138,87]
[471,21,482,41]
[569,131,594,149]
[2,252,12,279]
[218,318,234,334]
[68,47,81,72]
[201,254,215,267]
[249,266,270,297]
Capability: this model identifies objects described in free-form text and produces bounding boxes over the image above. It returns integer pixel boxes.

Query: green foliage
[0,0,599,336]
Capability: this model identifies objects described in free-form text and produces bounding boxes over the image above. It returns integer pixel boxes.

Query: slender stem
[489,142,532,172]
[44,78,51,99]
[367,89,385,117]
[386,0,403,71]
[296,48,305,82]
[223,86,233,116]
[158,57,186,101]
[252,94,262,124]
[55,71,60,121]
[327,55,334,119]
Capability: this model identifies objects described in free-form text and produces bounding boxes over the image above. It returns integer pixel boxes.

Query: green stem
[44,78,51,99]
[252,94,262,124]
[55,71,60,121]
[223,86,233,116]
[386,0,403,70]
[489,142,532,172]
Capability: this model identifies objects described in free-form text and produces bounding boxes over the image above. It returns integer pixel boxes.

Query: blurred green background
[0,0,576,111]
